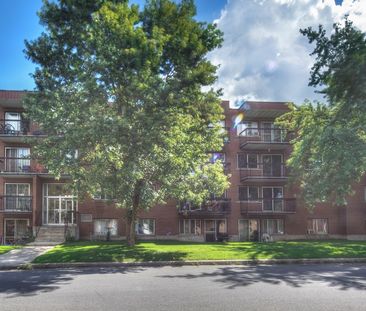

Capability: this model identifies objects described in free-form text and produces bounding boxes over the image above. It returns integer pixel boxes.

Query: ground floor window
[179,219,202,235]
[135,219,155,235]
[262,219,284,235]
[94,219,118,236]
[308,219,328,234]
[3,219,29,244]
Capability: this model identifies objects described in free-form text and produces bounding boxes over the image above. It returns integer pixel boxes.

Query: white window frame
[135,219,155,236]
[3,218,30,243]
[179,219,202,235]
[42,183,77,225]
[262,219,284,235]
[237,121,258,136]
[4,183,31,211]
[93,219,118,236]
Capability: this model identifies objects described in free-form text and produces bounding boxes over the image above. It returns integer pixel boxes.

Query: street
[1,264,366,311]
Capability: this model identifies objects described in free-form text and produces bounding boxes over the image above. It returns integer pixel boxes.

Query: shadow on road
[0,267,145,298]
[160,264,366,291]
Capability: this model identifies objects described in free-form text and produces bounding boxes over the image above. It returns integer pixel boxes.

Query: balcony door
[4,112,21,133]
[262,154,282,177]
[4,183,31,212]
[262,122,282,142]
[263,187,283,211]
[5,148,31,172]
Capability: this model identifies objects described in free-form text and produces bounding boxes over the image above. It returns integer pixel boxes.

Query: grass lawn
[33,240,366,263]
[0,245,20,256]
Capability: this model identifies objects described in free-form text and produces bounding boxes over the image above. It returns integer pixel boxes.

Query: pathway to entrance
[0,246,53,269]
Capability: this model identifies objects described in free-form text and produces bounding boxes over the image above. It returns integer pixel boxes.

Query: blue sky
[1,0,363,105]
[0,0,226,91]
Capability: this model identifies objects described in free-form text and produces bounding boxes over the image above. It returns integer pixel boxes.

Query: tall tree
[24,0,228,245]
[277,19,366,207]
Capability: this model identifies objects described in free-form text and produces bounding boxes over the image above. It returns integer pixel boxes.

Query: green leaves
[24,0,227,214]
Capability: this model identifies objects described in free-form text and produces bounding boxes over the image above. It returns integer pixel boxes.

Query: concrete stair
[30,226,65,246]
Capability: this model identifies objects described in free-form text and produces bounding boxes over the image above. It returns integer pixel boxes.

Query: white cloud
[210,0,366,105]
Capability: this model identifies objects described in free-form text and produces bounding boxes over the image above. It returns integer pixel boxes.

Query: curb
[1,257,366,271]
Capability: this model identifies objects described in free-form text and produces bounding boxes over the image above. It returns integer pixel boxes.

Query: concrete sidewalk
[0,246,53,270]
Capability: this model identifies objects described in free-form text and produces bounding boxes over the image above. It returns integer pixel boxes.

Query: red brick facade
[0,90,365,244]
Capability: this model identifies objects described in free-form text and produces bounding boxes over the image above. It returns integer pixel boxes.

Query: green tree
[24,0,228,245]
[277,19,366,208]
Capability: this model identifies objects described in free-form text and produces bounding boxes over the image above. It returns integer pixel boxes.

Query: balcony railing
[240,163,288,181]
[0,195,32,212]
[240,198,296,214]
[0,120,30,135]
[179,199,231,216]
[239,128,292,149]
[0,157,48,173]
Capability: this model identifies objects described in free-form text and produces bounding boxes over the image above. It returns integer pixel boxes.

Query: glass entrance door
[43,184,77,225]
[46,198,76,224]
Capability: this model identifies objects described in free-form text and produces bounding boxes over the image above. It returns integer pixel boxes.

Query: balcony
[179,199,231,218]
[241,198,296,214]
[240,163,288,183]
[239,128,291,150]
[0,157,48,175]
[0,195,32,213]
[0,119,46,142]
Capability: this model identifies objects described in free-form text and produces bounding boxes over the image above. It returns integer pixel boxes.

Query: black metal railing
[240,198,296,214]
[0,119,30,135]
[239,128,291,143]
[240,163,288,180]
[0,195,32,212]
[179,199,231,215]
[0,157,48,173]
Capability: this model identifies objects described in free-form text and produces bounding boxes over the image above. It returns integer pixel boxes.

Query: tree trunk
[126,180,143,246]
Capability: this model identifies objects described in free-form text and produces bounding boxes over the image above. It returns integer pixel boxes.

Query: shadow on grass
[160,263,366,291]
[0,267,145,298]
[33,241,189,264]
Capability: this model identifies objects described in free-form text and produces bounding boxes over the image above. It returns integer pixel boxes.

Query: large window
[4,183,31,211]
[94,219,118,236]
[239,186,259,201]
[262,219,284,235]
[5,147,30,172]
[238,154,258,169]
[179,219,202,235]
[135,219,155,235]
[308,219,328,234]
[237,121,258,136]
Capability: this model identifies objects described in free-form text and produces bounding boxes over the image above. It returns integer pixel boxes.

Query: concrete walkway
[0,246,53,269]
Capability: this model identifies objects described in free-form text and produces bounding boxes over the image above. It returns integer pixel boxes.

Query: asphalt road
[1,264,366,311]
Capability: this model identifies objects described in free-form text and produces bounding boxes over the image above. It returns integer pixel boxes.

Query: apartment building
[0,90,365,244]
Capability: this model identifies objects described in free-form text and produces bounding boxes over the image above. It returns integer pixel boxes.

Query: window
[179,219,202,235]
[135,219,155,235]
[238,154,258,168]
[4,183,31,211]
[5,148,30,172]
[94,219,118,236]
[237,121,258,136]
[262,219,284,235]
[239,186,259,201]
[308,219,328,234]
